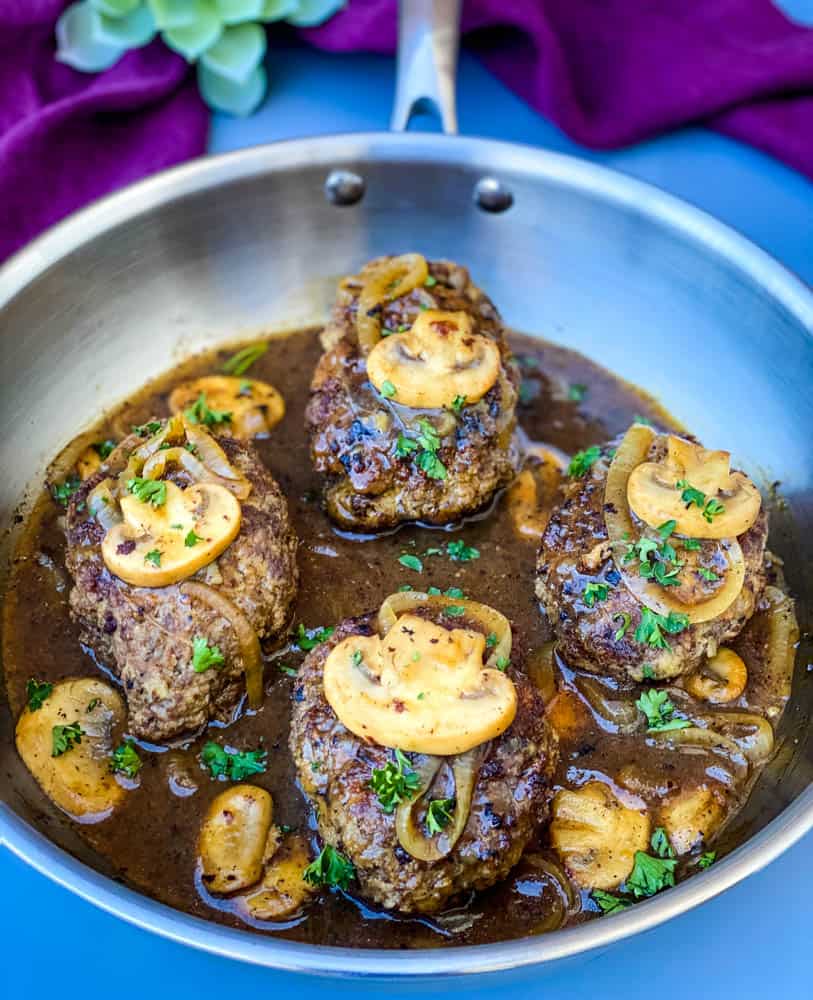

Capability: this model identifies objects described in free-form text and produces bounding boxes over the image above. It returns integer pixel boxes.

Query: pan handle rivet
[325,170,366,207]
[474,177,513,213]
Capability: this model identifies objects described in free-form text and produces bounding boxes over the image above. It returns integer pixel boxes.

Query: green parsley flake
[302,845,355,890]
[53,476,81,506]
[293,623,335,651]
[369,749,421,813]
[398,554,423,572]
[127,478,167,507]
[446,539,479,562]
[144,549,162,567]
[636,688,690,732]
[683,538,702,551]
[351,649,363,668]
[676,479,726,524]
[92,439,116,460]
[133,420,163,438]
[278,663,298,677]
[583,581,610,607]
[426,798,455,835]
[185,392,232,427]
[592,889,633,915]
[634,607,689,650]
[567,445,602,478]
[191,637,225,673]
[52,722,83,757]
[450,394,467,414]
[380,380,397,398]
[568,383,587,402]
[626,835,677,898]
[485,632,498,648]
[424,275,438,288]
[200,741,267,780]
[495,655,509,671]
[698,851,717,869]
[612,613,631,641]
[110,740,142,779]
[698,567,719,582]
[444,605,466,617]
[26,678,53,712]
[184,529,202,547]
[221,342,268,376]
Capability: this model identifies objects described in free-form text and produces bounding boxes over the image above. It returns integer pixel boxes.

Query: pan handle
[391,0,462,134]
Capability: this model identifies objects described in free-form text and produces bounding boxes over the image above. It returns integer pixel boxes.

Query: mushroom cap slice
[323,612,517,756]
[15,678,127,821]
[101,480,241,588]
[366,309,501,410]
[199,784,274,894]
[550,781,650,890]
[169,375,285,439]
[627,434,761,539]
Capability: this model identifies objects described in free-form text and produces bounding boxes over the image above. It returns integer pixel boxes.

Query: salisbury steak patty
[290,614,558,913]
[536,438,768,683]
[307,257,521,531]
[66,433,298,741]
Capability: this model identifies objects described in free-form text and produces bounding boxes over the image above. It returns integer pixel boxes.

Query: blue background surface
[5,12,813,998]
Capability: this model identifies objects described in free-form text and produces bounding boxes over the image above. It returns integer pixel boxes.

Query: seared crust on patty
[289,613,558,913]
[65,434,298,741]
[535,440,768,683]
[306,258,522,532]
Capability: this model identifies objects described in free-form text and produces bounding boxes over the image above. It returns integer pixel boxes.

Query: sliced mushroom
[77,446,102,481]
[627,433,761,539]
[242,833,317,921]
[15,678,127,821]
[685,648,748,704]
[355,253,429,351]
[550,781,650,890]
[101,481,241,588]
[323,600,517,756]
[168,376,285,439]
[199,784,273,894]
[658,785,724,855]
[366,309,500,409]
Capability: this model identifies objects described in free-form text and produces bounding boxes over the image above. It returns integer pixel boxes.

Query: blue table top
[5,30,813,1000]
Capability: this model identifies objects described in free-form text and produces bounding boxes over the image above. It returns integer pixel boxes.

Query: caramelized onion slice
[692,711,774,765]
[394,747,483,862]
[573,674,641,735]
[377,590,511,670]
[647,726,749,782]
[181,582,263,710]
[87,478,121,532]
[604,424,745,623]
[142,445,251,500]
[356,254,429,352]
[526,642,558,704]
[759,585,799,719]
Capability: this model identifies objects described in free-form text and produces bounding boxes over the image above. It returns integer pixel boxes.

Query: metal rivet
[474,177,514,213]
[324,170,365,207]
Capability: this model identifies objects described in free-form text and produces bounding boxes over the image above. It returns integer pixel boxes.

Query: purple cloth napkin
[2,1,812,266]
[304,0,813,180]
[0,1,207,265]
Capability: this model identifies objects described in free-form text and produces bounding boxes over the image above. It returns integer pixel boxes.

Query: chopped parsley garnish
[624,531,683,588]
[446,539,479,562]
[92,439,116,460]
[398,554,423,573]
[424,275,438,287]
[568,383,587,402]
[427,586,466,599]
[51,722,83,757]
[293,623,335,651]
[634,607,689,649]
[380,379,397,398]
[426,798,455,835]
[184,529,202,548]
[302,845,355,890]
[642,664,655,680]
[583,581,610,607]
[221,342,268,376]
[191,637,225,673]
[26,678,53,712]
[626,828,678,898]
[133,420,162,437]
[127,478,167,507]
[53,476,81,506]
[592,889,633,915]
[658,519,677,540]
[144,549,162,567]
[395,434,419,458]
[676,479,726,524]
[683,538,702,551]
[450,394,467,414]
[698,567,719,582]
[278,663,298,677]
[86,698,100,712]
[636,688,690,732]
[351,649,363,668]
[185,392,232,427]
[633,414,653,427]
[567,445,601,478]
[485,632,498,648]
[200,741,267,780]
[495,655,510,671]
[397,418,447,480]
[698,851,717,869]
[369,749,421,813]
[612,613,631,641]
[110,740,142,779]
[444,605,466,617]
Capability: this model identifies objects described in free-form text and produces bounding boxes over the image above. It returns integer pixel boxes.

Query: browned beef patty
[65,434,298,741]
[535,438,768,683]
[289,613,558,914]
[306,258,522,532]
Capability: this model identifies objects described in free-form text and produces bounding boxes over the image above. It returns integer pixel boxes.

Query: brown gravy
[1,328,790,947]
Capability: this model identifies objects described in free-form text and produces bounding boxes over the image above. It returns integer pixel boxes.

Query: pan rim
[1,131,812,977]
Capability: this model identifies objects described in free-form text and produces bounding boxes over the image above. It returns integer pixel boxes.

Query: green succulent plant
[56,0,344,115]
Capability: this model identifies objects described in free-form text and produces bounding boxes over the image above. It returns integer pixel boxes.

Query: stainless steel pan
[1,0,811,980]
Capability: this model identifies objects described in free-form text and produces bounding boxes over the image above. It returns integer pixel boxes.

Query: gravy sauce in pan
[2,328,795,947]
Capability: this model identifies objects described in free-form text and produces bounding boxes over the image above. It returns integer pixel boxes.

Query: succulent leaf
[95,5,157,47]
[286,0,346,28]
[200,23,266,84]
[214,0,265,24]
[90,0,142,15]
[56,2,127,72]
[147,0,205,30]
[162,7,223,61]
[198,62,267,115]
